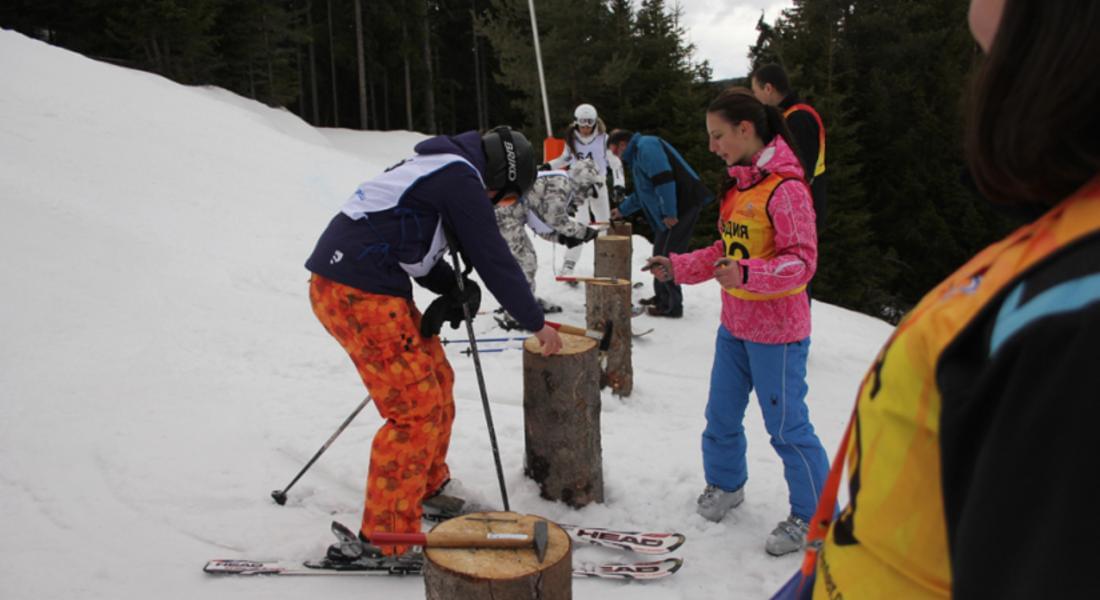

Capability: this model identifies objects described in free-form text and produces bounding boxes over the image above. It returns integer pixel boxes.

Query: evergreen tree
[749,0,1015,318]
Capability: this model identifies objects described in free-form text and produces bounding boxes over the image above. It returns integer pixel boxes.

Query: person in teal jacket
[609,130,713,316]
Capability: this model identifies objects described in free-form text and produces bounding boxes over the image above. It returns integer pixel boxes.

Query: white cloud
[672,0,794,79]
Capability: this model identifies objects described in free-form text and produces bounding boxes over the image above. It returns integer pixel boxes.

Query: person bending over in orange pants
[303,126,562,568]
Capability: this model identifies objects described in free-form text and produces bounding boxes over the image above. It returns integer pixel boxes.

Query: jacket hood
[414,131,487,180]
[727,135,804,190]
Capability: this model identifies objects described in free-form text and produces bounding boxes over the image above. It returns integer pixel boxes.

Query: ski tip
[664,533,687,553]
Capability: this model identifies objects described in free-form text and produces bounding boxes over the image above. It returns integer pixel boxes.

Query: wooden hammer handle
[368,531,532,549]
[544,321,587,336]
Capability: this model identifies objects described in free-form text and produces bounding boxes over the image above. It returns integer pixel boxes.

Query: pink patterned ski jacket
[668,136,816,344]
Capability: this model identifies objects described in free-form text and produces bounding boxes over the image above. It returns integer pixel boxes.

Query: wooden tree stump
[586,279,633,397]
[609,221,633,237]
[424,511,572,600]
[522,334,604,507]
[593,235,632,282]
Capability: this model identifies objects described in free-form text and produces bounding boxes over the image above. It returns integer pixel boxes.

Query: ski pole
[461,346,522,355]
[271,394,372,506]
[446,237,511,512]
[441,336,527,345]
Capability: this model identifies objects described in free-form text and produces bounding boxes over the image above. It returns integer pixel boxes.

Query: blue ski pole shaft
[441,336,527,345]
[460,347,522,355]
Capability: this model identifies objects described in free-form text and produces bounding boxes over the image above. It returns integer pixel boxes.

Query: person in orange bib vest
[751,64,826,238]
[647,87,827,556]
[772,1,1100,598]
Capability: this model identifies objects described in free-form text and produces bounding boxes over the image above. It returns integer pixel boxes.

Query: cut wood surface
[523,330,595,356]
[424,511,572,599]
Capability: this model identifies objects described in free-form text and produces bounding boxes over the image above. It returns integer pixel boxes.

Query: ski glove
[420,277,481,338]
[558,227,598,248]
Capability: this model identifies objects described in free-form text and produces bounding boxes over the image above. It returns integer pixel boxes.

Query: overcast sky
[672,0,794,80]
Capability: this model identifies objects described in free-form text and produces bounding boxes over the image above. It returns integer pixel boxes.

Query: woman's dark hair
[708,87,802,196]
[966,0,1100,206]
[707,86,800,161]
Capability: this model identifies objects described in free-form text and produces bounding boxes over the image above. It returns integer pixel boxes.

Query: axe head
[533,520,549,563]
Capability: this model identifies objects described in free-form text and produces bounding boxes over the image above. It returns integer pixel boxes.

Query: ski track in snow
[0,29,894,600]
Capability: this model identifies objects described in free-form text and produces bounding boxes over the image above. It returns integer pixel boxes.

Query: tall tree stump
[609,221,633,237]
[424,511,572,600]
[522,334,604,507]
[586,279,633,397]
[593,235,632,282]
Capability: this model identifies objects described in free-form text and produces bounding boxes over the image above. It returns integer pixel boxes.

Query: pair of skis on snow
[204,521,684,580]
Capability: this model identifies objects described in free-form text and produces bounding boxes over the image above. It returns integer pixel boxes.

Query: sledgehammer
[367,520,550,563]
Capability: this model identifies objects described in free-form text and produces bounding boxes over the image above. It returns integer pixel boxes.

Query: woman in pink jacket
[647,87,829,556]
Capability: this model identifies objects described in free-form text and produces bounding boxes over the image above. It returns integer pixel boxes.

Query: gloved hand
[611,186,626,205]
[419,277,482,338]
[557,227,598,248]
[537,162,552,171]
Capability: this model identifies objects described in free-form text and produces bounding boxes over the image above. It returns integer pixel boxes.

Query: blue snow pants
[701,326,829,521]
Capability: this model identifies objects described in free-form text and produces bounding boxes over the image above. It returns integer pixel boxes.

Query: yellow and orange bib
[783,103,826,179]
[719,172,807,301]
[809,178,1100,598]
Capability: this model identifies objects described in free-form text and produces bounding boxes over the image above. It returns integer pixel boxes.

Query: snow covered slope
[0,29,893,600]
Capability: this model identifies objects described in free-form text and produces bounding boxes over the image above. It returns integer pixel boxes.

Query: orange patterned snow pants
[309,274,455,555]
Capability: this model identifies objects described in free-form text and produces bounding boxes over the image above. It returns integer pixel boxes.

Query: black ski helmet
[481,126,535,203]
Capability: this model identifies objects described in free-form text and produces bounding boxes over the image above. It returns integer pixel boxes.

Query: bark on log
[593,235,632,282]
[522,334,603,507]
[586,280,632,397]
[424,511,572,600]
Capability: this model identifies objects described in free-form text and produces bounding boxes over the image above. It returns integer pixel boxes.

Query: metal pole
[271,395,372,505]
[527,0,553,138]
[447,246,511,511]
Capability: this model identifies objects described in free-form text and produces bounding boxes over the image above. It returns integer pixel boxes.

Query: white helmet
[573,104,598,126]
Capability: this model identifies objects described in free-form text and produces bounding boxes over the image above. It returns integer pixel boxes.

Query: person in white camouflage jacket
[493,158,602,323]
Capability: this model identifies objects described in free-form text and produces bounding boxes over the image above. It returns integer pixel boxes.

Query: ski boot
[421,479,470,522]
[493,309,522,331]
[765,515,809,556]
[560,260,578,287]
[696,484,744,522]
[537,296,563,314]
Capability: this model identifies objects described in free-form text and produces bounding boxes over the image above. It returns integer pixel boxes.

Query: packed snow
[0,29,893,599]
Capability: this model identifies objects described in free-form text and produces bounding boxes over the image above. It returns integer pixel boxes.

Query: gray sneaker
[696,484,744,522]
[765,515,809,556]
